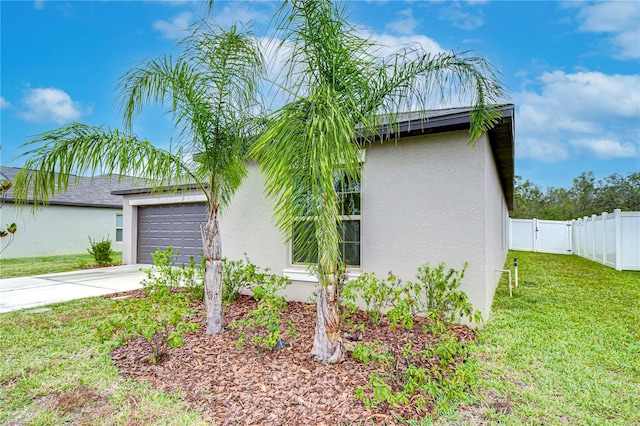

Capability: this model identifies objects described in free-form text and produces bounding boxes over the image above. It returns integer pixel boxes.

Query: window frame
[115,213,123,242]
[290,167,362,268]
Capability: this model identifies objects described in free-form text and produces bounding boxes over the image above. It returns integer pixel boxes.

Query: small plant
[222,255,262,304]
[385,262,482,328]
[413,262,482,324]
[353,333,477,414]
[141,247,204,301]
[96,284,199,363]
[180,255,205,301]
[345,271,403,326]
[351,261,481,415]
[142,246,182,290]
[229,273,295,351]
[87,235,114,266]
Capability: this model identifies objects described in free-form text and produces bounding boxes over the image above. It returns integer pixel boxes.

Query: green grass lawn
[470,251,640,425]
[0,297,206,425]
[0,251,638,425]
[0,252,122,278]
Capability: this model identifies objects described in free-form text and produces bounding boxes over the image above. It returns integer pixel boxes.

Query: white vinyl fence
[509,218,572,254]
[509,209,640,271]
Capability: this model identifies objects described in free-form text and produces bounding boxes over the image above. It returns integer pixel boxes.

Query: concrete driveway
[0,264,147,314]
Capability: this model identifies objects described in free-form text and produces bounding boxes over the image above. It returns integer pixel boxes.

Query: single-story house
[113,105,515,319]
[0,166,138,259]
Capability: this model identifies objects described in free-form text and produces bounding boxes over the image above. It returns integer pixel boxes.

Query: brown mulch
[107,291,477,425]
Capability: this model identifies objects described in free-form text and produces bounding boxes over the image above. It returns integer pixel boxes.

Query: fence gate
[509,218,572,254]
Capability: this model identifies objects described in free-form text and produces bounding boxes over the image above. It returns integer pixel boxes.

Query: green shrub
[87,235,114,265]
[343,271,403,326]
[96,284,199,364]
[412,262,482,324]
[351,261,481,416]
[222,255,262,304]
[353,332,477,415]
[229,272,295,351]
[141,247,204,301]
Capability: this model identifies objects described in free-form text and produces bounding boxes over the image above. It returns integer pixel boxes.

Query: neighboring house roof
[0,166,142,208]
[112,105,515,210]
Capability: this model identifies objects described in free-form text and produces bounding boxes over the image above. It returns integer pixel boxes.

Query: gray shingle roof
[1,166,144,208]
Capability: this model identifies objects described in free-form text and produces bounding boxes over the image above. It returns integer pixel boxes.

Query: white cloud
[153,11,193,39]
[438,5,485,30]
[212,4,270,28]
[385,8,420,36]
[18,87,88,124]
[33,0,44,10]
[515,70,640,162]
[570,138,639,159]
[517,137,570,163]
[373,33,443,58]
[0,97,10,109]
[576,2,640,59]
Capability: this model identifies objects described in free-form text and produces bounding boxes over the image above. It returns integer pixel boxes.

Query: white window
[291,169,361,267]
[116,214,123,242]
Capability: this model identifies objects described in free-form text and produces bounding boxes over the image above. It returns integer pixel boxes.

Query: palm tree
[12,21,265,335]
[249,0,506,363]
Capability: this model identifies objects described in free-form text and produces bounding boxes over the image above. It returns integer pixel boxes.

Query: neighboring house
[114,105,515,319]
[0,166,137,259]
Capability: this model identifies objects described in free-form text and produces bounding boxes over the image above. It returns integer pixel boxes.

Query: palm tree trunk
[202,202,223,334]
[311,272,344,363]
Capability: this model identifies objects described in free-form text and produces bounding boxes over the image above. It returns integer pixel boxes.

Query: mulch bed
[107,291,476,425]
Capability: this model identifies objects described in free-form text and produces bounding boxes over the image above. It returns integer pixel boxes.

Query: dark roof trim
[112,183,201,196]
[112,105,516,210]
[4,199,123,209]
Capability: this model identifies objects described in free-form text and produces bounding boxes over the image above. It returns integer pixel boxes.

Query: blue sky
[1,0,638,190]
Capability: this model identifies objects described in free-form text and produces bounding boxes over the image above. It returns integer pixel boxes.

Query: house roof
[111,105,516,210]
[371,105,515,210]
[0,166,142,208]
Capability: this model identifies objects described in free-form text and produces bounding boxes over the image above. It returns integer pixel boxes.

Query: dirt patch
[108,293,477,425]
[37,385,107,415]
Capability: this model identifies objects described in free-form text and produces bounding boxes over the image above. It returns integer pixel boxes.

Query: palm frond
[11,123,198,208]
[117,21,265,209]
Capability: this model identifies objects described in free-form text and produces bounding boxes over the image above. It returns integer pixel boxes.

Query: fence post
[614,209,622,271]
[571,220,575,255]
[583,216,588,259]
[602,212,607,266]
[567,220,573,254]
[532,218,538,252]
[591,214,597,261]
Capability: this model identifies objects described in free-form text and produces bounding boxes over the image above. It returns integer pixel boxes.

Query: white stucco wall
[362,131,491,318]
[0,204,123,259]
[484,142,510,315]
[119,130,510,318]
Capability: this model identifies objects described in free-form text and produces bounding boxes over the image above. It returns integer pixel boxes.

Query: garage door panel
[137,203,207,265]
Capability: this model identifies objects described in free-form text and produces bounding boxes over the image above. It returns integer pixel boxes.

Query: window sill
[282,268,362,283]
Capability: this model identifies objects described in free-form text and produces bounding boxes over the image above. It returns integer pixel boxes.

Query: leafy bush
[87,236,114,266]
[353,332,477,414]
[141,247,204,301]
[349,261,481,414]
[222,255,263,304]
[343,271,403,326]
[229,272,296,351]
[412,262,481,324]
[96,284,199,364]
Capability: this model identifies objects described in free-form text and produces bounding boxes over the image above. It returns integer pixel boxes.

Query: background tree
[11,22,264,334]
[250,0,505,363]
[512,171,640,220]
